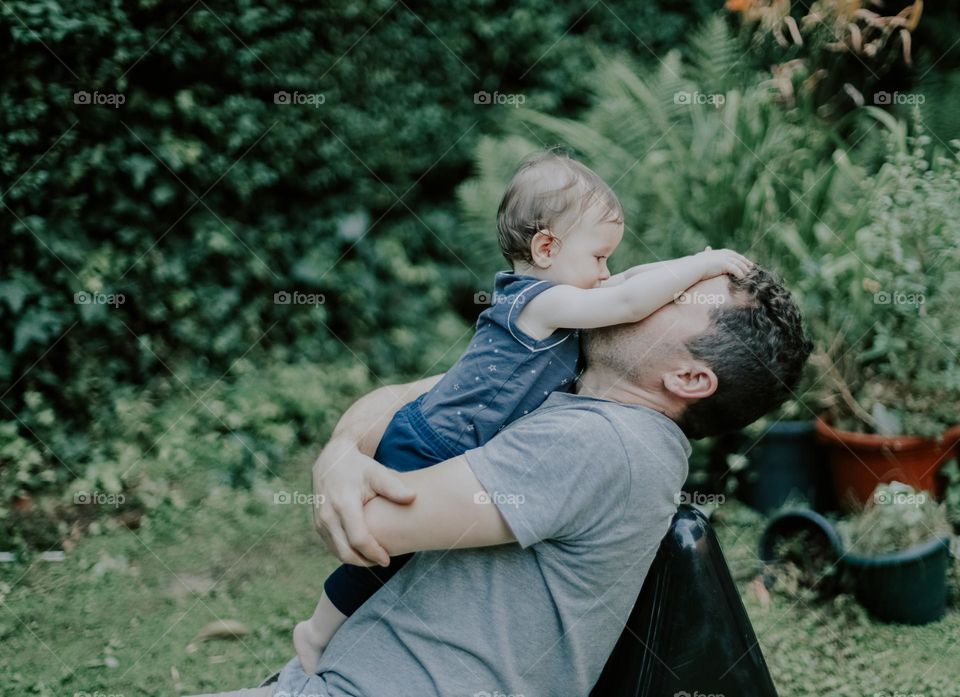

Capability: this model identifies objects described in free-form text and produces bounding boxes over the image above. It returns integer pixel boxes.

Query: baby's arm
[602,259,672,287]
[518,249,752,338]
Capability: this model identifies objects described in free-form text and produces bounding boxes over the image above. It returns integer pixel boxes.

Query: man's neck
[576,368,681,421]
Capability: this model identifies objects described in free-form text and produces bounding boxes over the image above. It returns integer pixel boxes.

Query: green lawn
[712,506,960,697]
[3,459,960,697]
[0,453,334,696]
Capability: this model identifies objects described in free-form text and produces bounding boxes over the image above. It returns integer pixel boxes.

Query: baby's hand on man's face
[694,247,754,280]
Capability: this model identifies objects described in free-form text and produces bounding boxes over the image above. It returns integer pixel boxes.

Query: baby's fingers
[724,252,754,276]
[733,252,755,269]
[725,264,746,278]
[723,259,750,278]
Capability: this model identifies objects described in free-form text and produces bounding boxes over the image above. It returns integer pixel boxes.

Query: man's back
[276,392,691,697]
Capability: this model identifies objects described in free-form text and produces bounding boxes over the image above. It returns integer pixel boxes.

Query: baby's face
[547,204,624,289]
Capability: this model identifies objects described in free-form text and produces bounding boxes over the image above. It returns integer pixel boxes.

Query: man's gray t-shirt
[274,391,691,697]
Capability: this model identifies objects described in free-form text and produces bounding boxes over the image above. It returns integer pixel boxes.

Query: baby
[293,150,752,673]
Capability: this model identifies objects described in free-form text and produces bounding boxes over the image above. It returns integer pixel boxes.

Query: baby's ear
[529,229,559,268]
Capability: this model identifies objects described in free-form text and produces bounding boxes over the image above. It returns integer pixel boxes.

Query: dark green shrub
[0,1,715,532]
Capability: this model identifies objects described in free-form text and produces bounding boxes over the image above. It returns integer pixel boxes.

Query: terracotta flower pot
[814,419,960,511]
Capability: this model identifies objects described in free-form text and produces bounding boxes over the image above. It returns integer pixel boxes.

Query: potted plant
[733,405,834,514]
[838,482,954,624]
[801,136,960,509]
[758,506,845,595]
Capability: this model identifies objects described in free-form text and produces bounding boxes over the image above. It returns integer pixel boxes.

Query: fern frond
[689,13,746,95]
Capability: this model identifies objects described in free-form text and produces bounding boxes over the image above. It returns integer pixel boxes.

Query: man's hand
[312,437,416,567]
[309,373,444,566]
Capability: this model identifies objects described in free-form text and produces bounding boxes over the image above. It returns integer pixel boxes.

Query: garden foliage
[1,0,717,537]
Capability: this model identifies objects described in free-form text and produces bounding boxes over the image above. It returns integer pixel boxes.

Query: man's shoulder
[528,394,692,472]
[530,393,679,435]
[469,393,631,468]
[522,393,625,434]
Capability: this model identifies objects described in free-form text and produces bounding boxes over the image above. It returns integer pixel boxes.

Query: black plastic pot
[758,509,845,594]
[844,537,952,625]
[759,509,844,562]
[760,510,954,625]
[739,421,834,514]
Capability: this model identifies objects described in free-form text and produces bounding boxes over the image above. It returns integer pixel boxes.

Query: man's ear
[662,363,718,400]
[529,229,559,268]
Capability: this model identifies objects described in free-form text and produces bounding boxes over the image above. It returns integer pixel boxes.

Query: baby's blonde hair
[496,149,623,265]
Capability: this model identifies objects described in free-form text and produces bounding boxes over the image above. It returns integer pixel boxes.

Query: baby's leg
[313,398,439,616]
[293,398,442,670]
[293,591,347,675]
[321,553,413,617]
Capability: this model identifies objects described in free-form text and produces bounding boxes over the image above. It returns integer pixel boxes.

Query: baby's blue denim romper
[324,271,582,615]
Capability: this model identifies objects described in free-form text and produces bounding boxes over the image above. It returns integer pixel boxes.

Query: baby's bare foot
[293,620,323,675]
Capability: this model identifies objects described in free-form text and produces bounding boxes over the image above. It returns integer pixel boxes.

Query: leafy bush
[457,16,873,284]
[1,1,717,534]
[839,482,952,555]
[457,16,960,439]
[1,357,388,549]
[803,133,960,436]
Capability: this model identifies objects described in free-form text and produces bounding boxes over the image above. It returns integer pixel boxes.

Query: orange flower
[725,0,753,11]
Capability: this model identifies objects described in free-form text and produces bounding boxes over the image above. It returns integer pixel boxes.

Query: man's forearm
[331,374,444,456]
[364,457,515,555]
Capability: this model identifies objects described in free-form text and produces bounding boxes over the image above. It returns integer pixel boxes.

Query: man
[208,267,810,697]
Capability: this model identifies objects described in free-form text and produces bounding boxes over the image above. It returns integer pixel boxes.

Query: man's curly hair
[676,266,813,439]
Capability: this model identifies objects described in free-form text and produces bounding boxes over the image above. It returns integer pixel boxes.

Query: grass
[712,504,960,697]
[0,451,335,696]
[3,456,960,696]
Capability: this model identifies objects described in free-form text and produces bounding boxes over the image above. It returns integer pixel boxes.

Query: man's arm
[363,406,633,555]
[363,456,516,556]
[333,374,445,456]
[312,374,444,566]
